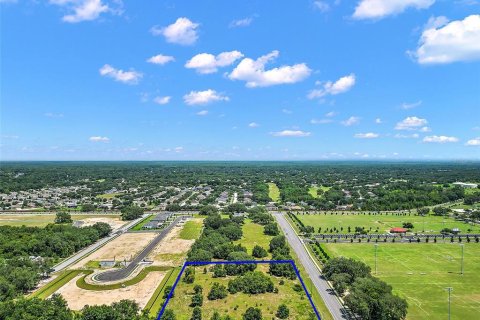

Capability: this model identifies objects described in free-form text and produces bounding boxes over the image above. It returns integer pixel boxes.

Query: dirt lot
[70,233,157,269]
[149,225,195,266]
[55,271,166,310]
[75,216,126,232]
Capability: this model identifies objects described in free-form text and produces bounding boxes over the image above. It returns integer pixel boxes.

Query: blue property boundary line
[156,259,321,320]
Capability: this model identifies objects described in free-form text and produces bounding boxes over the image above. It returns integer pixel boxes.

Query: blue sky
[1,0,480,160]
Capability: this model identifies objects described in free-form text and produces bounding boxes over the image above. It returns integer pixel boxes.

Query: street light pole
[460,244,464,275]
[446,287,453,320]
[374,244,378,275]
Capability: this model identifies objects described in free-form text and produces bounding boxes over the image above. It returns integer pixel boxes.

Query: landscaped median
[29,270,87,299]
[145,267,182,318]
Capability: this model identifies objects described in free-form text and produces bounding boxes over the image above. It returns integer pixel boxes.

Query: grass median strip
[145,267,181,318]
[30,270,87,299]
[76,266,172,291]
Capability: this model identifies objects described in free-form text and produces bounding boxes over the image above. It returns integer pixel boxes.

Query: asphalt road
[94,217,183,282]
[273,212,349,320]
[52,214,148,273]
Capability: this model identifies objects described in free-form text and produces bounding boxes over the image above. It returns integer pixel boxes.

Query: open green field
[96,192,123,199]
[29,270,86,299]
[0,214,121,227]
[267,182,280,202]
[179,219,204,240]
[295,213,480,234]
[308,186,331,199]
[323,243,480,320]
[131,214,155,230]
[165,264,316,319]
[233,218,333,320]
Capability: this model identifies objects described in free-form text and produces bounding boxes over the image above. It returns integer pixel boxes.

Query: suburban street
[52,214,148,273]
[273,212,349,320]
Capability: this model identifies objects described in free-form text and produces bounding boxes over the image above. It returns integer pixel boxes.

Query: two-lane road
[273,212,349,320]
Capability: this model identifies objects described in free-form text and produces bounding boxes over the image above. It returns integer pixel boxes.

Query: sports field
[295,213,480,234]
[0,213,122,227]
[267,182,280,202]
[323,243,480,320]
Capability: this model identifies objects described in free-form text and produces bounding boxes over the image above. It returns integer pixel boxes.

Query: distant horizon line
[1,159,479,163]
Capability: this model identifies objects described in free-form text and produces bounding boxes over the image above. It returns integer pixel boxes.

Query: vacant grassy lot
[324,243,480,320]
[234,219,274,258]
[179,218,203,240]
[308,186,331,199]
[165,264,316,319]
[267,182,280,202]
[295,213,480,234]
[0,214,121,227]
[96,192,123,199]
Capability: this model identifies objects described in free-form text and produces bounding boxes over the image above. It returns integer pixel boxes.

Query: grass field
[323,243,480,320]
[96,192,123,199]
[295,213,480,234]
[308,186,331,199]
[145,267,181,318]
[0,214,121,227]
[267,182,280,202]
[165,264,317,319]
[29,270,87,299]
[234,218,333,320]
[131,214,155,231]
[179,219,203,240]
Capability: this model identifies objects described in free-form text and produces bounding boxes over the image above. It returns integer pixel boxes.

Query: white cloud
[229,17,253,28]
[228,50,311,87]
[325,111,337,117]
[308,73,356,99]
[353,0,435,20]
[411,15,480,64]
[375,118,382,124]
[99,64,142,84]
[395,116,428,130]
[271,130,311,137]
[196,110,208,116]
[401,100,422,109]
[419,126,431,132]
[282,109,293,114]
[153,96,171,105]
[354,132,379,139]
[183,89,229,106]
[147,54,175,65]
[423,135,459,143]
[51,0,111,23]
[341,116,360,126]
[248,122,260,128]
[311,118,333,124]
[44,112,64,118]
[314,1,330,12]
[185,51,244,74]
[394,133,420,139]
[151,17,199,45]
[89,136,110,142]
[466,137,480,146]
[174,146,184,153]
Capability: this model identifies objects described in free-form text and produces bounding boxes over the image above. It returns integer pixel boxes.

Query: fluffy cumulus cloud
[341,116,360,126]
[395,116,428,130]
[196,110,208,116]
[147,54,175,65]
[308,74,356,99]
[99,64,142,84]
[50,0,112,23]
[183,89,229,106]
[185,51,244,74]
[271,130,311,137]
[89,136,109,142]
[248,122,259,128]
[411,15,480,64]
[353,0,435,20]
[354,132,379,139]
[401,100,422,109]
[423,135,459,143]
[466,137,480,146]
[228,50,311,88]
[153,96,171,105]
[151,17,199,45]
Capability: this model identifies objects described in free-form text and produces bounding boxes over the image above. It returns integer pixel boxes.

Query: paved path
[52,214,148,273]
[273,212,349,320]
[94,217,183,282]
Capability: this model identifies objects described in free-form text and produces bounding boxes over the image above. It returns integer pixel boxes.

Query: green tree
[191,306,202,320]
[120,205,144,221]
[55,212,72,224]
[160,309,176,320]
[184,267,195,284]
[190,293,203,307]
[252,245,268,258]
[264,223,279,236]
[199,205,219,216]
[207,282,228,300]
[242,307,262,320]
[0,294,73,320]
[276,304,290,319]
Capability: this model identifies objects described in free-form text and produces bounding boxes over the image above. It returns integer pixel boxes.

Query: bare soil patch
[149,225,195,266]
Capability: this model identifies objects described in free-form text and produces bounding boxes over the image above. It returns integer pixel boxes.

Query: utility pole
[460,244,464,275]
[446,287,453,320]
[374,244,378,275]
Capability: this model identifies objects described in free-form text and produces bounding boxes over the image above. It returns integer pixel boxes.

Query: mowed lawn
[323,243,480,320]
[267,182,280,202]
[0,214,121,227]
[296,213,480,234]
[179,218,204,240]
[308,186,331,199]
[165,264,316,319]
